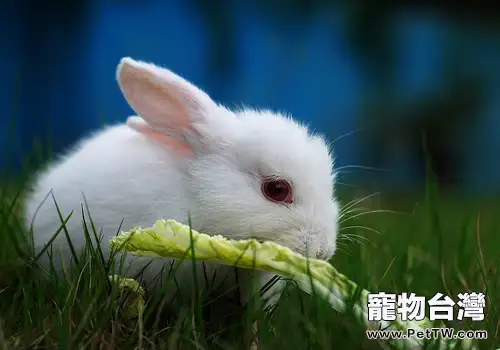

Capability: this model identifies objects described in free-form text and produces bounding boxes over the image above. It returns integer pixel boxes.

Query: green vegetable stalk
[109,219,477,350]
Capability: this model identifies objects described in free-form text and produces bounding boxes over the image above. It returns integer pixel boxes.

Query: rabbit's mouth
[251,237,294,251]
[250,236,302,255]
[251,236,272,245]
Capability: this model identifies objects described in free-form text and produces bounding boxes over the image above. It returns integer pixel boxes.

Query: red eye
[261,178,293,204]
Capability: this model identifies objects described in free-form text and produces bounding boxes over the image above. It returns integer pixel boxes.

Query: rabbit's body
[27,123,190,253]
[25,57,339,307]
[26,123,242,297]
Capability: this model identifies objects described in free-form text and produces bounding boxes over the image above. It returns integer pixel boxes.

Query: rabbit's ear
[117,57,216,154]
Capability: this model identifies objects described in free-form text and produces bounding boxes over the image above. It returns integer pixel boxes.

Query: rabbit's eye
[261,179,293,204]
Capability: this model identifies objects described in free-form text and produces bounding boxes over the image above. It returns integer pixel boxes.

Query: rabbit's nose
[312,239,336,261]
[301,231,335,260]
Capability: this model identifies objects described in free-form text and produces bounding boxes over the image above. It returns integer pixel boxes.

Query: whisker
[340,232,376,247]
[335,182,357,188]
[339,231,371,243]
[330,128,365,145]
[338,235,363,245]
[334,243,353,256]
[340,225,381,236]
[335,165,390,173]
[337,234,356,244]
[341,207,373,215]
[340,233,374,242]
[340,209,382,226]
[328,124,381,146]
[337,247,352,256]
[340,192,382,218]
[340,209,405,224]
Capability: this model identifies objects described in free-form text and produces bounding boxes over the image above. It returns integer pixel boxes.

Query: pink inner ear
[129,122,195,157]
[118,60,195,134]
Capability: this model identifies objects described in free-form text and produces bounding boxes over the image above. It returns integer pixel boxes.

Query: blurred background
[1,0,500,195]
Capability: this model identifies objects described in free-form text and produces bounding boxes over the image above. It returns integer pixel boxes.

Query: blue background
[2,1,500,193]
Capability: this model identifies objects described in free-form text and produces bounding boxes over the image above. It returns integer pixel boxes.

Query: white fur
[24,57,339,307]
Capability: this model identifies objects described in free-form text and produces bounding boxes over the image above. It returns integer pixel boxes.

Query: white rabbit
[24,57,340,308]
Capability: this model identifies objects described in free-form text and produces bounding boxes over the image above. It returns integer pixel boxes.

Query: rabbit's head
[117,58,339,260]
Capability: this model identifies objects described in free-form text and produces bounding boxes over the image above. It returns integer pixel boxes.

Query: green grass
[0,157,499,349]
